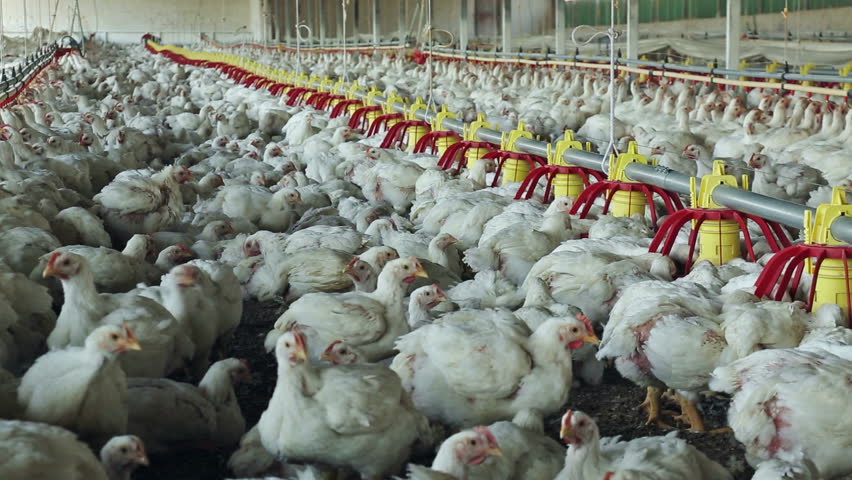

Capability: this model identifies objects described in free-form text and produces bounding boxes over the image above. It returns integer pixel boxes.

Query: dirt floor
[136,300,754,480]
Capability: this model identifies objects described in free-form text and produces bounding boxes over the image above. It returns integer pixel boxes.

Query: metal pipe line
[340,68,852,243]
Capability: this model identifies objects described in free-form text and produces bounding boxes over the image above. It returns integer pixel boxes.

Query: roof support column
[725,0,741,70]
[501,0,512,53]
[626,0,639,59]
[555,0,566,55]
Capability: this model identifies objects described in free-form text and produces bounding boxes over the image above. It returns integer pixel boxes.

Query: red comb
[563,410,574,428]
[239,358,250,370]
[577,314,594,334]
[603,473,615,480]
[47,251,62,267]
[472,426,499,448]
[434,284,445,296]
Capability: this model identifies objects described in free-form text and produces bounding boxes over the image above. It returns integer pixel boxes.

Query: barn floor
[135,300,754,480]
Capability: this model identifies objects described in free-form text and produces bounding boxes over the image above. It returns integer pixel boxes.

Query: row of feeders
[649,161,791,273]
[157,42,852,325]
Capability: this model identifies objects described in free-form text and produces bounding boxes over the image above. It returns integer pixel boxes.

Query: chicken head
[320,340,362,366]
[42,251,83,280]
[100,435,150,475]
[560,409,598,447]
[276,330,309,365]
[452,426,503,466]
[89,324,142,354]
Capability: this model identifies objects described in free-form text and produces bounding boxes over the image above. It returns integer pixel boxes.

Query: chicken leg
[637,386,673,428]
[675,394,706,432]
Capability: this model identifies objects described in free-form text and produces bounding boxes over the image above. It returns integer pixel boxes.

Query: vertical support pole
[460,0,470,51]
[398,0,407,45]
[338,0,345,43]
[271,0,279,41]
[317,0,326,46]
[554,0,565,55]
[725,0,741,70]
[501,0,512,53]
[371,0,379,47]
[626,0,639,59]
[283,0,292,43]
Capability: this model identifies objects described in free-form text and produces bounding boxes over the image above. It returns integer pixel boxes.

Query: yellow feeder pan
[607,142,657,217]
[550,129,588,199]
[430,105,459,155]
[404,98,431,152]
[463,113,493,168]
[806,187,852,316]
[691,161,749,266]
[500,121,535,185]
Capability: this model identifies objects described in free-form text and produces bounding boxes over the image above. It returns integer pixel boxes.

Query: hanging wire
[570,0,620,174]
[0,0,4,75]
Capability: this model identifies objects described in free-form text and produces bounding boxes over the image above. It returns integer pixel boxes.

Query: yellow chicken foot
[675,394,706,432]
[637,386,674,428]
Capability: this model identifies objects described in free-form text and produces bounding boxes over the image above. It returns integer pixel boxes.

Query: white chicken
[94,165,192,241]
[43,251,195,378]
[268,257,428,361]
[18,325,139,445]
[391,309,598,427]
[556,410,732,479]
[127,357,249,452]
[258,330,433,479]
[0,420,149,480]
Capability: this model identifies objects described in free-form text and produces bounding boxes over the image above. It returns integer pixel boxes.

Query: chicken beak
[319,350,333,362]
[137,453,150,466]
[42,264,56,278]
[581,333,600,345]
[560,424,574,442]
[295,346,308,361]
[486,446,503,457]
[121,337,142,352]
[414,264,429,278]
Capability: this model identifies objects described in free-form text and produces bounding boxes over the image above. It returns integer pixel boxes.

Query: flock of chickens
[0,37,849,480]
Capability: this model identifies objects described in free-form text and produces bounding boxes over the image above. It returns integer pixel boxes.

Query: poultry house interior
[0,0,852,479]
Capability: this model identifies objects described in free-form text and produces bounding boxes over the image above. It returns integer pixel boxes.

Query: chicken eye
[111,334,119,340]
[120,447,128,454]
[425,292,431,296]
[62,259,70,266]
[284,342,291,348]
[404,265,409,270]
[340,349,348,354]
[578,420,587,427]
[571,327,579,333]
[471,439,477,446]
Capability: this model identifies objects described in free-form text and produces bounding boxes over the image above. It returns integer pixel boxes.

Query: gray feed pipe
[344,88,852,244]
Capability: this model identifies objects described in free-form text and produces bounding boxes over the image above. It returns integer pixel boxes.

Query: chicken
[136,262,241,376]
[201,185,301,232]
[0,420,148,480]
[422,410,563,480]
[127,358,249,453]
[18,325,140,445]
[94,165,192,241]
[258,330,433,479]
[0,226,62,275]
[556,410,732,480]
[407,284,448,330]
[32,239,161,294]
[268,257,428,361]
[391,309,599,427]
[464,202,575,285]
[596,279,724,431]
[51,206,113,248]
[43,251,194,378]
[710,346,852,478]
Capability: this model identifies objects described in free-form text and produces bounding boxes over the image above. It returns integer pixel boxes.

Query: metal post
[460,0,470,51]
[501,0,512,53]
[555,0,566,55]
[398,0,407,45]
[283,0,292,43]
[725,0,741,70]
[371,0,379,47]
[626,0,638,59]
[317,0,326,46]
